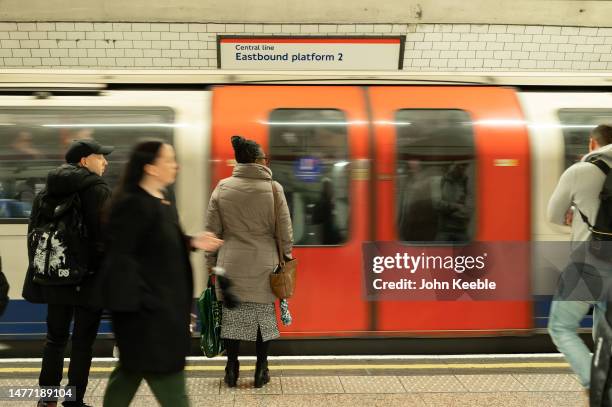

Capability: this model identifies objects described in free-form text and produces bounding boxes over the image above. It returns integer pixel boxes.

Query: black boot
[254,360,270,388]
[224,360,239,387]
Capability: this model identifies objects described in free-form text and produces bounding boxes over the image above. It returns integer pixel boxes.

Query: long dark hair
[106,139,165,219]
[231,135,261,163]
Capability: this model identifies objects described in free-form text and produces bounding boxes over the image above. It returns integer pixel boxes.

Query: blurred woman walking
[96,140,222,406]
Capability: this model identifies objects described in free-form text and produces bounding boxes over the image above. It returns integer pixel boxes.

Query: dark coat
[22,164,111,306]
[0,256,9,317]
[93,188,193,374]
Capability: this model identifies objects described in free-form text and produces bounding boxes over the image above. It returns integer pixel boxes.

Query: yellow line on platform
[283,362,571,370]
[0,362,570,374]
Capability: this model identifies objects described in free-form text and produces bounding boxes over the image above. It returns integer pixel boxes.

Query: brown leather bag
[270,181,297,299]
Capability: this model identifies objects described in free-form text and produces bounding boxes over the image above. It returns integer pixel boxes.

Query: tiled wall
[0,22,611,70]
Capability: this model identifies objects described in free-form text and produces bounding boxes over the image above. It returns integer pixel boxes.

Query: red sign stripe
[220,38,400,44]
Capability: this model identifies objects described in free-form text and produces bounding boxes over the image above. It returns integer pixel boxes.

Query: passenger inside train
[269,109,349,246]
[396,109,475,243]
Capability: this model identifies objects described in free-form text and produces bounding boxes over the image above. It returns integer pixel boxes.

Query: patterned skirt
[220,302,280,342]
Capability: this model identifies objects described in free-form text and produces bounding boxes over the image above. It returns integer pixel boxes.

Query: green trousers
[103,366,189,407]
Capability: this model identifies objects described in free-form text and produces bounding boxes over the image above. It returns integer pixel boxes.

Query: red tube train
[0,70,610,339]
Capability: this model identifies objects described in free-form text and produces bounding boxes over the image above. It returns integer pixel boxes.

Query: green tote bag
[197,276,224,358]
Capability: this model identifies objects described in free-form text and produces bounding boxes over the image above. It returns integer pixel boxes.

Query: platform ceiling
[1,0,611,27]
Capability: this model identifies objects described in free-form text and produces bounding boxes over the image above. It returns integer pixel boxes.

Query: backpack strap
[577,207,594,229]
[588,157,610,176]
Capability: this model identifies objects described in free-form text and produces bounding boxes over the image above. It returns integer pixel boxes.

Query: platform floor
[0,355,589,406]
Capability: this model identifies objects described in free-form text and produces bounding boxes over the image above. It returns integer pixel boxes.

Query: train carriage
[0,70,610,342]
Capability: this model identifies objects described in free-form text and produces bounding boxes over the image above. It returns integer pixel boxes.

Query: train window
[0,107,174,222]
[268,109,349,246]
[395,109,476,243]
[558,109,612,170]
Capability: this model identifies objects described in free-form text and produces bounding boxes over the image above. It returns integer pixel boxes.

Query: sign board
[294,156,322,182]
[218,36,405,70]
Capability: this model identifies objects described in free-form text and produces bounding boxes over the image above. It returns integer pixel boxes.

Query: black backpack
[577,157,612,261]
[27,181,96,286]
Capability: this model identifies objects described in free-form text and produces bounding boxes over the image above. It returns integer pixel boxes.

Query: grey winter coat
[205,164,293,304]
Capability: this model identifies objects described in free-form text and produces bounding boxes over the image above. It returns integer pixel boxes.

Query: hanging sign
[218,36,405,70]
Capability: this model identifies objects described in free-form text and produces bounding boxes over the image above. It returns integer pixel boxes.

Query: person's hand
[189,313,197,333]
[565,208,574,226]
[192,232,223,251]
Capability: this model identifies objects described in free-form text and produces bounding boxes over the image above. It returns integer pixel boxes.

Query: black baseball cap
[65,139,114,163]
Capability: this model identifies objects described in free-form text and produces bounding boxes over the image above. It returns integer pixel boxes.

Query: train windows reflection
[268,109,349,246]
[395,109,476,243]
[558,109,612,169]
[0,108,174,221]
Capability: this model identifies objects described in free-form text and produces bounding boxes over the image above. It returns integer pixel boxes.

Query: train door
[368,87,533,334]
[0,90,209,337]
[211,86,370,336]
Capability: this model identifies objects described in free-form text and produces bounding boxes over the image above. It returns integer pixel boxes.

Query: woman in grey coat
[205,135,293,388]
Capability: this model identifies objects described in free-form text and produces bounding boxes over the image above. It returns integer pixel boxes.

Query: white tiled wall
[1,22,611,70]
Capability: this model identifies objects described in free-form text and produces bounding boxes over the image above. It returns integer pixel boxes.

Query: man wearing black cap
[23,139,114,407]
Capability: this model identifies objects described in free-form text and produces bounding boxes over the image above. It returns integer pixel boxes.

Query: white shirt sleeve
[547,166,575,226]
